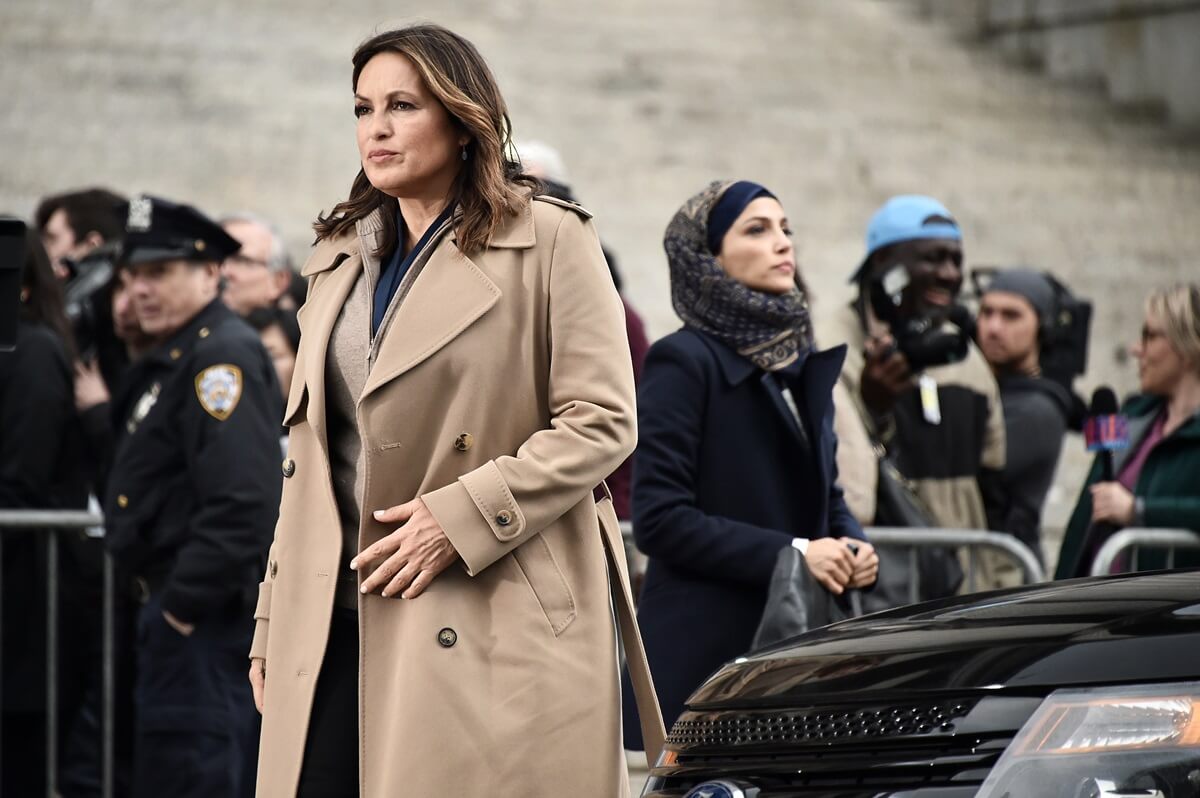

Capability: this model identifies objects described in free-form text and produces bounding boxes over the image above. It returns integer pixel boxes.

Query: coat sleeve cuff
[422,460,526,576]
[248,580,272,661]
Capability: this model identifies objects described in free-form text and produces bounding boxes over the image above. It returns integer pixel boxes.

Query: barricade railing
[1088,527,1200,576]
[0,509,112,798]
[619,521,1046,607]
[866,527,1046,605]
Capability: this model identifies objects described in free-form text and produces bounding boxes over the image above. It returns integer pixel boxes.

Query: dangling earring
[461,145,469,161]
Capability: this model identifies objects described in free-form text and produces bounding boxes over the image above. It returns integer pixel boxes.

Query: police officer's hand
[804,538,856,595]
[844,538,879,588]
[354,498,459,599]
[860,335,914,415]
[162,609,195,636]
[249,658,266,714]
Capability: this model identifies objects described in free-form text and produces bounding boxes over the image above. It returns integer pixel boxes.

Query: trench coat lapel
[296,246,362,451]
[360,229,517,403]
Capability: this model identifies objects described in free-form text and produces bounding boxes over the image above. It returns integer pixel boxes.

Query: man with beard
[976,269,1074,564]
[817,195,1006,597]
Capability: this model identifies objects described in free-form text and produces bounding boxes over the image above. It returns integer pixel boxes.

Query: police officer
[104,195,282,797]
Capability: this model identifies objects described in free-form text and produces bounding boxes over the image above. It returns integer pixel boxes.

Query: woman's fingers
[350,530,401,572]
[382,560,422,599]
[401,570,434,600]
[359,548,408,595]
[248,659,266,714]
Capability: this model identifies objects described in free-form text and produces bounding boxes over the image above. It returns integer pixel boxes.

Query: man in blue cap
[818,195,1007,600]
[103,195,282,797]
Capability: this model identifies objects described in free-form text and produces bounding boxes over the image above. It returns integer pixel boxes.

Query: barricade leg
[103,551,115,798]
[46,533,58,798]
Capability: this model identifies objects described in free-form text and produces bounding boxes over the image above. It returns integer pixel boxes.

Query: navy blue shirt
[372,204,455,336]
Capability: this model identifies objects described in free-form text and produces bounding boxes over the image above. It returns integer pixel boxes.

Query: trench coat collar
[298,200,533,411]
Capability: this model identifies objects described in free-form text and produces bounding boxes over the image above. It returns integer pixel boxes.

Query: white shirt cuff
[791,537,809,555]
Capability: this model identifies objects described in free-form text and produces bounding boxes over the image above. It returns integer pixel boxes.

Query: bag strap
[595,483,666,765]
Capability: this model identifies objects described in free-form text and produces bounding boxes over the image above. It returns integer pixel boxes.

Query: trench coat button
[269,560,278,578]
[437,627,457,648]
[198,327,210,339]
[453,432,473,452]
[169,348,182,360]
[495,510,513,527]
[282,458,296,478]
[117,494,129,508]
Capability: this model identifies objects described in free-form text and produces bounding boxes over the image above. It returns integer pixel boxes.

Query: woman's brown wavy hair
[314,25,537,255]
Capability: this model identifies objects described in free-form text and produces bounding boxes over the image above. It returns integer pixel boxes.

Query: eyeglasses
[225,254,270,270]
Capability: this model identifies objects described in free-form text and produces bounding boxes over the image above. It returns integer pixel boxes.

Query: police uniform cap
[118,195,241,267]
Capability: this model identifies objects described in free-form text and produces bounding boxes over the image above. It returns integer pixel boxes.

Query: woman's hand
[844,538,879,588]
[249,658,266,713]
[353,498,459,599]
[1091,482,1136,525]
[804,538,856,595]
[74,359,110,411]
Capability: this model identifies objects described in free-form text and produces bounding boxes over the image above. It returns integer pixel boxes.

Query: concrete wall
[916,0,1200,128]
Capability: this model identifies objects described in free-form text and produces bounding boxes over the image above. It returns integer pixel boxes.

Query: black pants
[132,594,259,798]
[296,607,359,798]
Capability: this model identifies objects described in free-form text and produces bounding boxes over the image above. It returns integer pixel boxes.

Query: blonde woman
[1057,283,1200,577]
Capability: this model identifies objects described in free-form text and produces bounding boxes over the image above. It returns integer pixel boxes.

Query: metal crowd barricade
[0,509,113,798]
[866,527,1046,604]
[617,521,1046,607]
[1088,527,1200,576]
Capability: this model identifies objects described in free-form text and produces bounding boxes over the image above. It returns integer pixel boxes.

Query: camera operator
[976,269,1077,563]
[818,195,1006,596]
[36,188,126,282]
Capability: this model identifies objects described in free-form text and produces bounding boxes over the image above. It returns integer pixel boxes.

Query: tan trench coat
[251,196,661,796]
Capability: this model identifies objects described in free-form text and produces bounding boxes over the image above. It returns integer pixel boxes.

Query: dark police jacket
[105,299,282,622]
[622,327,865,747]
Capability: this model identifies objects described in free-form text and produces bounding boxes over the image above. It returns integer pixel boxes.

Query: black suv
[642,570,1200,797]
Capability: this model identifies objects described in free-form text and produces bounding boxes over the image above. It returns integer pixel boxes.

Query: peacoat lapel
[359,201,536,403]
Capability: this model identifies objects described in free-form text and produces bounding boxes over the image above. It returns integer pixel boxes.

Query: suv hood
[691,570,1200,709]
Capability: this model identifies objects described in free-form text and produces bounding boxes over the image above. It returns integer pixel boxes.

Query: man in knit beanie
[976,268,1074,563]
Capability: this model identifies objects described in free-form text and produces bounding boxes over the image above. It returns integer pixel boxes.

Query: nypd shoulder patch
[194,364,244,421]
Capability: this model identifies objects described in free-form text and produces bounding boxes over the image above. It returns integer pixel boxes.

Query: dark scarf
[664,180,814,372]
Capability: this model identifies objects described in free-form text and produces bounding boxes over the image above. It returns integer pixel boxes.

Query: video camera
[62,246,118,361]
[1,217,27,352]
[867,262,970,372]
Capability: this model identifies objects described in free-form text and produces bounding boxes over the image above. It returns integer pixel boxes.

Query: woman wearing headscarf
[622,181,878,745]
[249,24,659,797]
[1056,283,1200,577]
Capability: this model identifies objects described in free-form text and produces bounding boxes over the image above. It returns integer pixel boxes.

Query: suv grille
[646,697,1026,796]
[668,699,975,748]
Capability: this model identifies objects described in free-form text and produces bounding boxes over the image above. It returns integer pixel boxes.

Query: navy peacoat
[622,327,865,748]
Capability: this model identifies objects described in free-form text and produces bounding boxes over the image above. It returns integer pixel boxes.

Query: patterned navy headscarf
[664,180,814,372]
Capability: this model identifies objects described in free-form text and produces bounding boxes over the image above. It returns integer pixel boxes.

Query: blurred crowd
[3,141,1199,792]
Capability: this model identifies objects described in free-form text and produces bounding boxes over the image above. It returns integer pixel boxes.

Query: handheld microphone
[1084,387,1129,481]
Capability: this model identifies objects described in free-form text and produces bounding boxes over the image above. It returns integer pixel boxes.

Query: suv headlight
[978,682,1200,797]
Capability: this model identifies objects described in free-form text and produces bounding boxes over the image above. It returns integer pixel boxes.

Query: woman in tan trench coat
[248,24,662,797]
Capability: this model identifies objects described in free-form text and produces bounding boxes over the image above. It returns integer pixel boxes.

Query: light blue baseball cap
[850,195,961,282]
